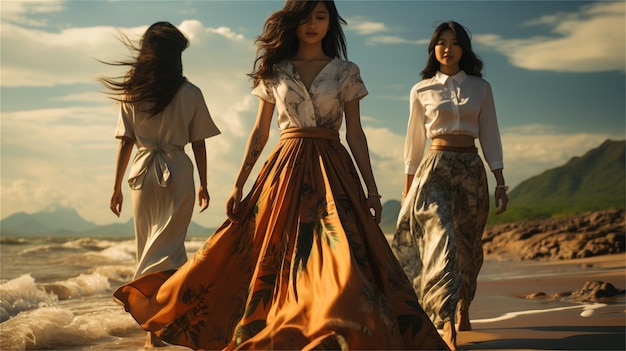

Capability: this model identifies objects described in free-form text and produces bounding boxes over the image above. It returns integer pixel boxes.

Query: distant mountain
[1,207,97,237]
[0,207,216,238]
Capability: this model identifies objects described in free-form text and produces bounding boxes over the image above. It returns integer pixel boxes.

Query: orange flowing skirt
[114,127,448,350]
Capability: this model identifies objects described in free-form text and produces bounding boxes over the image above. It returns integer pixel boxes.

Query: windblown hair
[249,0,347,87]
[421,21,483,79]
[99,21,189,116]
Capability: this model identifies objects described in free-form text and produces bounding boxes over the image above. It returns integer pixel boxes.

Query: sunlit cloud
[345,18,390,35]
[344,16,427,46]
[474,1,625,72]
[365,35,428,46]
[53,92,108,103]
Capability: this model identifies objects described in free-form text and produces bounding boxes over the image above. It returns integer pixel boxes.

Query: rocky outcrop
[524,280,625,302]
[483,209,625,260]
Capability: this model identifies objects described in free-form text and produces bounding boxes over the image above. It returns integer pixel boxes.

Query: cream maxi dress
[115,80,220,279]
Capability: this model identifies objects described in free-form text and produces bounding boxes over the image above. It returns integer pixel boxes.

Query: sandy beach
[458,253,625,351]
[85,253,625,351]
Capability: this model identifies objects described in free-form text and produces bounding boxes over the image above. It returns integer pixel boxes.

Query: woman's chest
[420,85,482,117]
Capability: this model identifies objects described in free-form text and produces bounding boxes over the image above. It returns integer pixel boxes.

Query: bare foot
[442,320,457,350]
[145,331,167,348]
[457,309,472,331]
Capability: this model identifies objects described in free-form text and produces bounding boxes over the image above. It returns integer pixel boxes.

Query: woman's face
[296,2,330,46]
[434,29,463,72]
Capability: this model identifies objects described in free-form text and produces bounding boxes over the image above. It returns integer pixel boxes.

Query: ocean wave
[0,265,135,321]
[0,275,58,322]
[0,306,137,351]
[0,237,30,245]
[21,237,124,255]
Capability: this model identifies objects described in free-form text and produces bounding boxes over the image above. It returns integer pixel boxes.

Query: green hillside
[488,139,625,224]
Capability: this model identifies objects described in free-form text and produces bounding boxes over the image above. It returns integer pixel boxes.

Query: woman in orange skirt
[114,1,448,350]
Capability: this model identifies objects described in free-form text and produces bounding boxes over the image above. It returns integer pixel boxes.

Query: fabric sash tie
[429,144,478,154]
[128,144,183,190]
[280,127,339,141]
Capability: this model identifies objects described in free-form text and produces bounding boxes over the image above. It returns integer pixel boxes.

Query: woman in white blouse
[392,21,509,350]
[114,1,447,350]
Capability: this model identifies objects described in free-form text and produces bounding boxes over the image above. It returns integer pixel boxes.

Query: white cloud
[345,19,390,35]
[344,16,429,46]
[53,92,109,103]
[474,1,625,73]
[0,0,65,26]
[365,35,428,46]
[0,20,251,88]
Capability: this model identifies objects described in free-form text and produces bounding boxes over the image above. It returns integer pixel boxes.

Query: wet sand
[459,253,625,350]
[95,253,625,350]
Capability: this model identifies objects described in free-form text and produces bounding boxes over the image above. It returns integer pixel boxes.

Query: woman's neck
[293,45,328,61]
[440,66,461,76]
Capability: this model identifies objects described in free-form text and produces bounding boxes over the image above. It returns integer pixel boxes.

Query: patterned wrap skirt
[392,148,489,328]
[114,127,448,350]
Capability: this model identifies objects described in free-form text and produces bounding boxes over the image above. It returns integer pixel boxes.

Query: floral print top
[252,57,368,131]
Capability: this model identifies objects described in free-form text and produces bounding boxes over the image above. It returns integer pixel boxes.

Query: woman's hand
[492,170,508,215]
[110,190,123,217]
[198,185,210,213]
[367,195,383,224]
[494,187,509,215]
[226,186,243,224]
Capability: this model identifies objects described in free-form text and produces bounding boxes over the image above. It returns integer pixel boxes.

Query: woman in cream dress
[103,21,220,347]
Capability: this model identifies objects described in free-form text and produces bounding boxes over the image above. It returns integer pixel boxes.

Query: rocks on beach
[483,209,625,261]
[524,280,626,302]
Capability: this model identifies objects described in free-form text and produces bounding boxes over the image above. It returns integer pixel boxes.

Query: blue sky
[1,0,624,229]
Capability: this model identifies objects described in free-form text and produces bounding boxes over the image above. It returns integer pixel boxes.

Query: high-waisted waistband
[280,127,339,141]
[429,144,478,154]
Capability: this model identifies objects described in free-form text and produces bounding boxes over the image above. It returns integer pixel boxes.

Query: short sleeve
[114,102,135,140]
[189,88,221,142]
[251,79,276,104]
[342,62,368,102]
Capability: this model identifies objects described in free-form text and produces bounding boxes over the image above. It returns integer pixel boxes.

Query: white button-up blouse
[404,71,504,174]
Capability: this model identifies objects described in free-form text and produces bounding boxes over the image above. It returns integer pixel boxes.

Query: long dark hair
[99,21,189,116]
[249,0,347,87]
[421,21,483,79]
